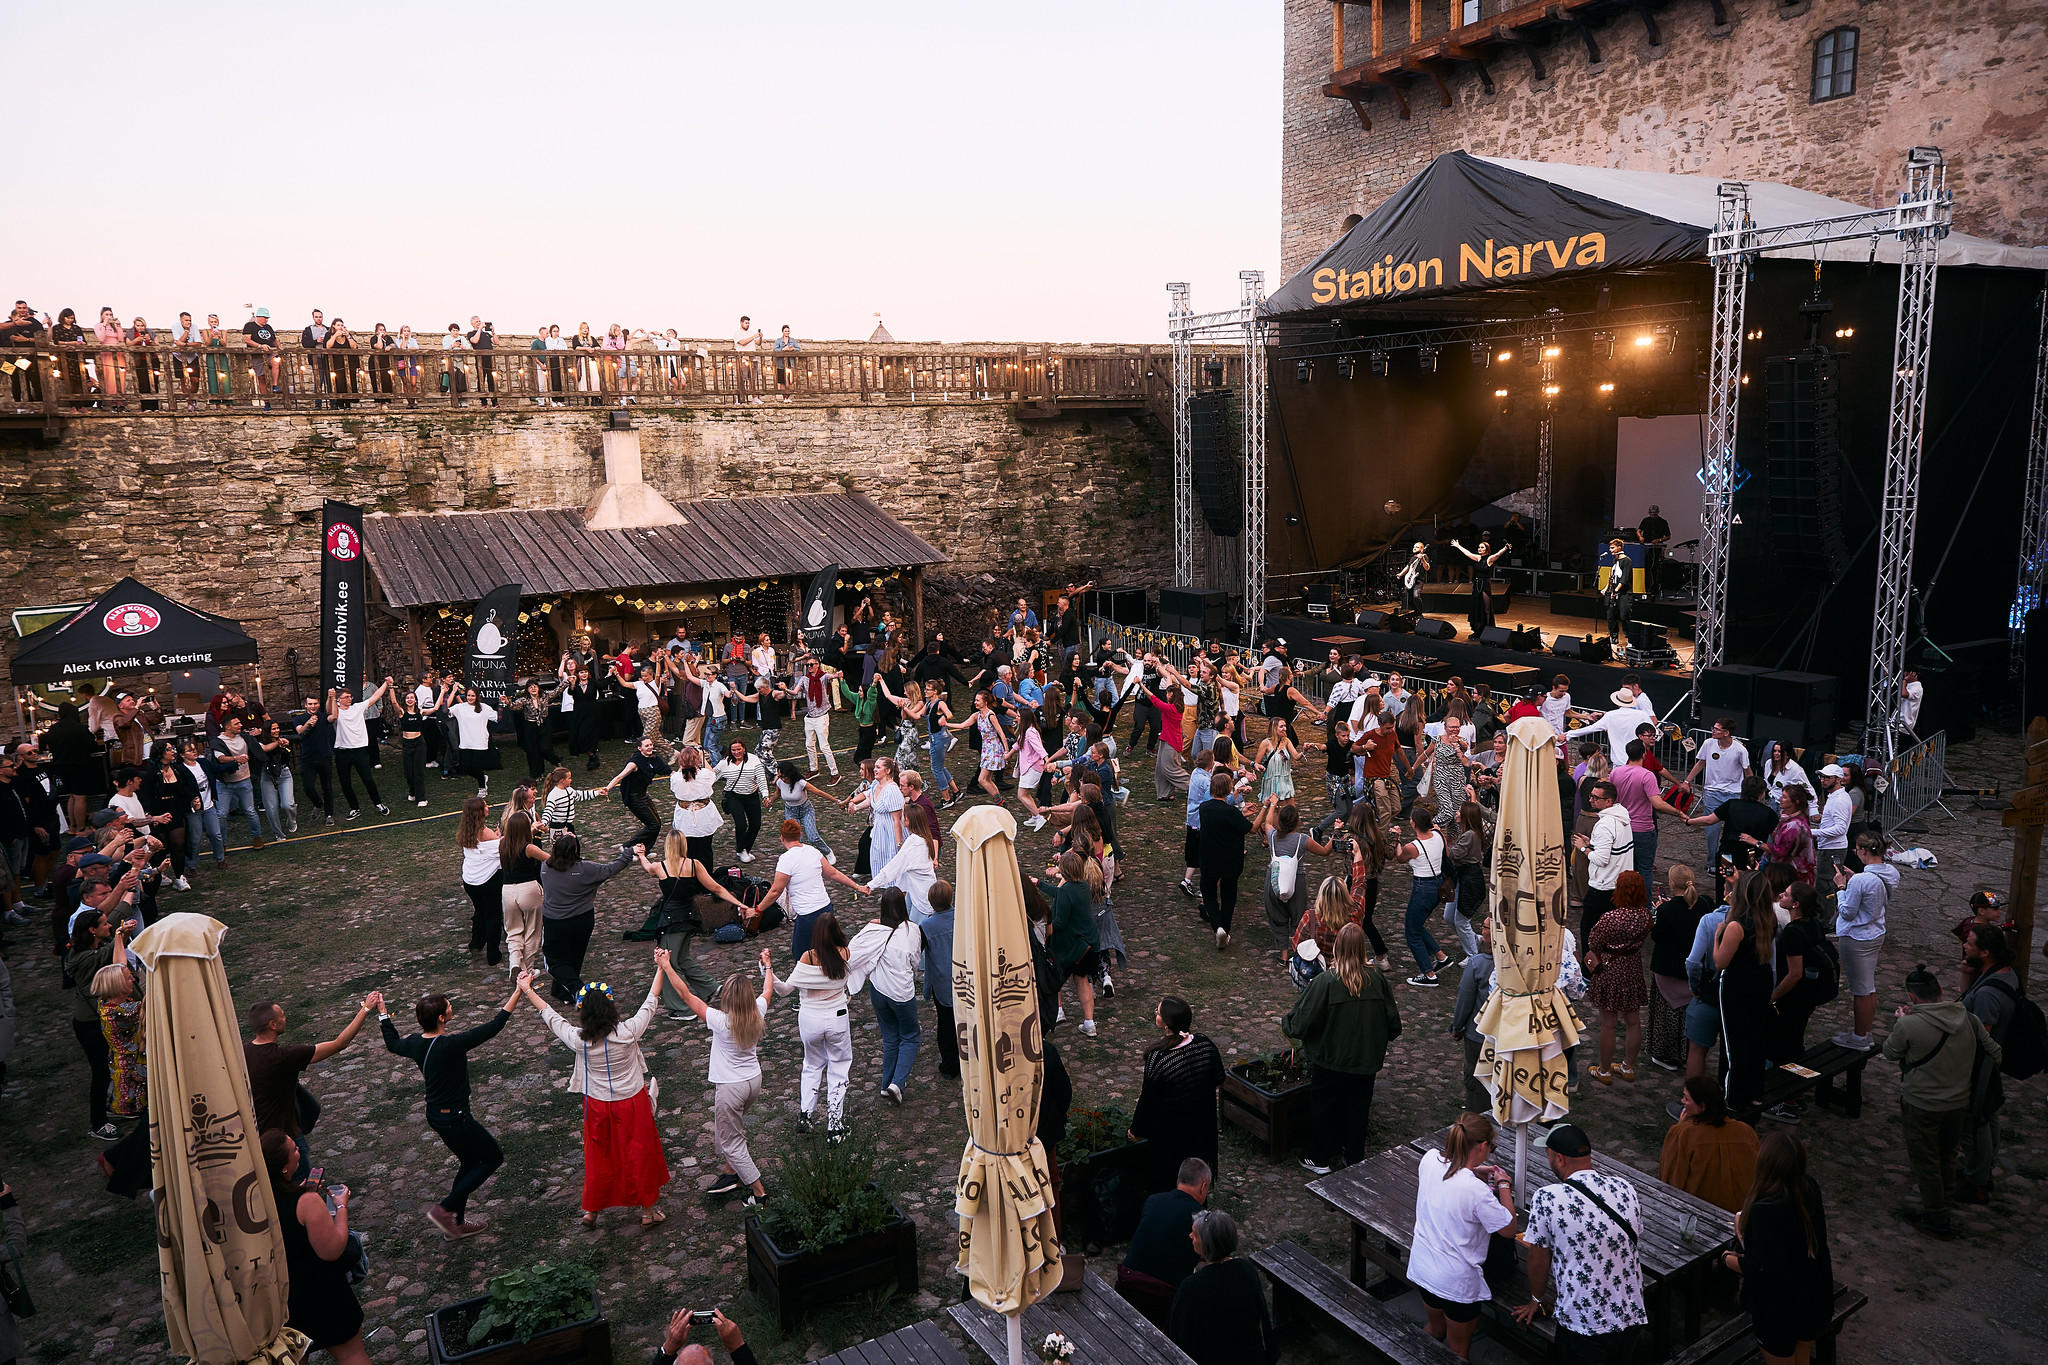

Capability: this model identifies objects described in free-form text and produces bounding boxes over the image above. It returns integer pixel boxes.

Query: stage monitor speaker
[1913,659,1978,745]
[1552,635,1610,663]
[1624,620,1669,652]
[1479,626,1513,649]
[1355,608,1388,628]
[1188,391,1241,537]
[1414,618,1456,641]
[1086,585,1148,627]
[1697,664,1773,712]
[1302,583,1333,609]
[1159,585,1227,638]
[1508,626,1541,652]
[1750,670,1838,756]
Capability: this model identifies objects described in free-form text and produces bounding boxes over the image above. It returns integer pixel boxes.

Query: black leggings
[162,823,189,878]
[543,912,596,999]
[74,1017,111,1130]
[725,791,763,854]
[426,1109,504,1221]
[856,724,879,762]
[1355,876,1388,957]
[1200,859,1241,933]
[402,735,426,802]
[463,875,503,950]
[623,790,663,851]
[335,745,382,810]
[686,834,715,867]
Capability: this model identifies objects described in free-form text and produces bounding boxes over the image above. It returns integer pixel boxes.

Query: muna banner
[798,564,838,652]
[467,583,522,697]
[1264,151,1708,316]
[319,500,366,697]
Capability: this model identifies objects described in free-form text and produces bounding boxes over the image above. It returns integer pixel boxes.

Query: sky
[9,1,1280,344]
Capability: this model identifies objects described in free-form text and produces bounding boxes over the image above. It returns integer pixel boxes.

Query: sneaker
[1405,973,1440,988]
[706,1172,744,1196]
[1178,878,1196,900]
[286,818,299,833]
[2,910,27,926]
[1098,972,1115,999]
[418,799,429,807]
[425,761,439,769]
[824,1125,847,1145]
[1299,1157,1333,1176]
[1078,1019,1097,1037]
[451,1215,487,1238]
[795,1111,815,1135]
[425,1204,460,1238]
[1027,814,1048,831]
[1898,1207,1954,1240]
[375,803,391,815]
[173,876,191,892]
[1375,956,1391,972]
[1589,1065,1613,1085]
[1215,926,1229,949]
[667,1011,692,1022]
[826,851,838,866]
[1666,1100,1685,1122]
[1614,1064,1636,1082]
[742,1190,770,1208]
[1830,1031,1874,1051]
[1649,1056,1681,1071]
[738,850,755,863]
[346,809,361,821]
[885,1083,904,1106]
[1762,1103,1802,1125]
[91,1123,121,1141]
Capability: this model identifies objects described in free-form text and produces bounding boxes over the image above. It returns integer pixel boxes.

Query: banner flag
[799,564,839,651]
[319,500,366,698]
[467,583,522,697]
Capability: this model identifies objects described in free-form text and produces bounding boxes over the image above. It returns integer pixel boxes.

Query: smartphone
[307,1167,324,1185]
[690,1310,717,1325]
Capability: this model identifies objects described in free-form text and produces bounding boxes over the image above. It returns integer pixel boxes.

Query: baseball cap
[1818,763,1846,778]
[65,835,94,854]
[255,307,271,318]
[90,808,125,828]
[1535,1123,1592,1158]
[78,853,117,869]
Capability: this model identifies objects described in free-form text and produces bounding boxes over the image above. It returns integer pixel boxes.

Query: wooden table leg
[1845,1061,1864,1118]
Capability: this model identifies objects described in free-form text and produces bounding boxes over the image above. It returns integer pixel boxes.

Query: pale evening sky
[9,1,1280,344]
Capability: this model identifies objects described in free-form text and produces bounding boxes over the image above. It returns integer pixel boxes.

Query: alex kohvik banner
[467,583,522,698]
[799,564,839,652]
[319,500,366,697]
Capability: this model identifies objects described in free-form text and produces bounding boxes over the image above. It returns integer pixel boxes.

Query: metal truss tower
[1168,282,1195,591]
[2010,289,2048,678]
[1690,182,1754,718]
[1240,270,1269,645]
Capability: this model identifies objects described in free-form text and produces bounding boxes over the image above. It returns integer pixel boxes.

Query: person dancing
[948,690,1010,804]
[1399,540,1431,615]
[456,797,503,965]
[608,737,671,852]
[518,958,672,1228]
[773,910,866,1137]
[659,949,778,1206]
[379,980,521,1238]
[1449,535,1509,633]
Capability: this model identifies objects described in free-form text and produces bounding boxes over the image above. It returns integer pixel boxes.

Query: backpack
[1979,978,2047,1080]
[1806,932,1841,1006]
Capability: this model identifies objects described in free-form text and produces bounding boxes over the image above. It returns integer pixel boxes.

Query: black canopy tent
[9,576,259,684]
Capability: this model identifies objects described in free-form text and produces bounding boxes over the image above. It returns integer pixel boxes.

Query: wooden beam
[912,564,926,650]
[1372,73,1413,119]
[1572,19,1602,64]
[1632,1,1662,45]
[1346,96,1374,131]
[1372,0,1383,57]
[1410,0,1422,44]
[1402,55,1454,107]
[1447,43,1496,93]
[1707,0,1729,23]
[1332,2,1344,72]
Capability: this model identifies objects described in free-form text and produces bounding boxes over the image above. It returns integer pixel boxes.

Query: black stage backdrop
[466,583,522,697]
[319,500,366,696]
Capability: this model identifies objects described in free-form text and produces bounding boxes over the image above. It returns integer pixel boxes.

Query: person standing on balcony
[734,315,762,403]
[171,311,203,404]
[773,324,800,400]
[242,307,281,395]
[2,300,45,406]
[93,306,127,407]
[544,324,569,402]
[467,317,496,406]
[529,323,550,404]
[300,309,330,406]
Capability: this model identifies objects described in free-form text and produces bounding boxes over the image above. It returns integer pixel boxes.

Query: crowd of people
[0,592,2037,1365]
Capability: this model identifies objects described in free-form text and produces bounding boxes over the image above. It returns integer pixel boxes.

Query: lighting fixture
[1336,355,1356,381]
[1369,351,1389,378]
[1418,347,1438,374]
[1542,383,1561,397]
[1542,345,1562,359]
[1497,349,1514,363]
[1597,382,1616,393]
[1834,327,1856,338]
[1592,331,1614,359]
[1520,343,1539,368]
[1296,359,1313,384]
[1470,342,1490,368]
[1493,388,1510,398]
[1634,334,1655,348]
[1203,358,1225,386]
[1746,328,1763,341]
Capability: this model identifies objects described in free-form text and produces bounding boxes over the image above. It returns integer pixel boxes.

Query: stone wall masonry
[0,403,1172,673]
[1283,0,2048,276]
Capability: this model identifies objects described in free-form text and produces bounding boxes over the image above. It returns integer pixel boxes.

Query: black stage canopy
[9,577,259,684]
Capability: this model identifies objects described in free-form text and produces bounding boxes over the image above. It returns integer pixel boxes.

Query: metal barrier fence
[1875,730,1949,829]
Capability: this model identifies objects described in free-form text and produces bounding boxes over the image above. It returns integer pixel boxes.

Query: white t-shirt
[1409,1149,1516,1304]
[1406,829,1446,879]
[461,838,500,886]
[183,761,215,808]
[1896,679,1924,729]
[632,679,660,710]
[333,700,372,750]
[776,843,831,915]
[1538,693,1573,735]
[451,703,497,750]
[704,992,771,1085]
[1699,739,1750,794]
[110,792,147,823]
[414,683,437,710]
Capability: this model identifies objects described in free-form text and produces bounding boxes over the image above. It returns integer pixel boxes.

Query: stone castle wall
[0,403,1172,669]
[1283,0,2048,275]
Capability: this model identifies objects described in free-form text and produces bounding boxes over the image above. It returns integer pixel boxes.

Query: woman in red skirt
[518,954,673,1228]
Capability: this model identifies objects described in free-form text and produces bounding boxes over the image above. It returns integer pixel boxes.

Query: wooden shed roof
[362,493,947,608]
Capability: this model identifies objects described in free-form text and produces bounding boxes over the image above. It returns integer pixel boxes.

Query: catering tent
[7,576,258,684]
[1264,150,2048,317]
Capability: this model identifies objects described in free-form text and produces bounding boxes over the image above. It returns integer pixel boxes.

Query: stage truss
[2011,287,2048,679]
[1166,274,1270,644]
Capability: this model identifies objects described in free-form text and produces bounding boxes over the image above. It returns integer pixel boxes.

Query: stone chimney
[584,415,686,529]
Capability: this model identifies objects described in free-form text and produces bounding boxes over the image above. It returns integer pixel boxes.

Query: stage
[1404,586,1697,668]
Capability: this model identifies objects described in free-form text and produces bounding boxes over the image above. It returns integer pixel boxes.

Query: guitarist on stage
[1399,541,1430,614]
[1603,536,1636,649]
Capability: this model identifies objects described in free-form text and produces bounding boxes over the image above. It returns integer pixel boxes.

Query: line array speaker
[1159,585,1228,638]
[1765,351,1850,581]
[1188,390,1241,537]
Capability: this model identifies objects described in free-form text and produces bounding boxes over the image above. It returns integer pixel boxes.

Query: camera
[690,1310,718,1325]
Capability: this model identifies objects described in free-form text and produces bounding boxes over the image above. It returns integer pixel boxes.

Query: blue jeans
[784,803,831,860]
[703,713,726,757]
[187,804,225,866]
[1193,727,1218,763]
[1405,876,1442,974]
[260,769,296,837]
[220,778,262,843]
[870,985,921,1091]
[1447,879,1481,960]
[928,730,954,794]
[1633,827,1658,885]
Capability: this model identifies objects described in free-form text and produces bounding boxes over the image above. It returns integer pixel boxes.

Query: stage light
[1593,331,1614,359]
[1542,345,1562,359]
[1746,328,1763,341]
[1834,327,1856,338]
[1470,342,1489,367]
[1634,334,1655,348]
[1497,349,1514,363]
[1418,347,1438,373]
[1597,382,1616,393]
[1296,359,1313,384]
[1203,358,1225,386]
[1369,351,1389,377]
[1542,383,1561,397]
[1493,388,1510,398]
[1336,355,1356,380]
[1740,373,1750,385]
[1665,331,1678,355]
[1519,343,1539,368]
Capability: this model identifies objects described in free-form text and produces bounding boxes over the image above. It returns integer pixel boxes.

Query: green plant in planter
[465,1259,597,1346]
[757,1125,896,1254]
[1056,1105,1133,1165]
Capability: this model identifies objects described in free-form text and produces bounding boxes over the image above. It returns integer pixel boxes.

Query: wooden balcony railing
[1,337,1241,426]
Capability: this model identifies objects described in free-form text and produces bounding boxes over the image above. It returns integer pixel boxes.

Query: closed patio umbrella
[950,805,1061,1365]
[131,912,308,1365]
[1471,716,1578,1199]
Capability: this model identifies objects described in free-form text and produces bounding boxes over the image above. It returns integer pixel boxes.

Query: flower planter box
[1057,1137,1149,1251]
[425,1291,610,1365]
[745,1201,919,1332]
[1221,1056,1312,1159]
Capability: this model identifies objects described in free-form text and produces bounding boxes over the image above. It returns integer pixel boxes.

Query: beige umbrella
[1471,716,1578,1198]
[131,912,308,1365]
[950,805,1060,1365]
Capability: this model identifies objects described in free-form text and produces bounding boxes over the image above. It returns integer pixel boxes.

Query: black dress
[1130,1033,1224,1195]
[1739,1177,1832,1351]
[1467,563,1495,632]
[45,714,107,797]
[1168,1258,1277,1365]
[277,1181,364,1350]
[563,681,602,756]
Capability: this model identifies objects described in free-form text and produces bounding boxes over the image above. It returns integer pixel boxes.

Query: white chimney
[584,419,686,529]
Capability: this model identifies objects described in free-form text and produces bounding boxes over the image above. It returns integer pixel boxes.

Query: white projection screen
[1614,414,1706,549]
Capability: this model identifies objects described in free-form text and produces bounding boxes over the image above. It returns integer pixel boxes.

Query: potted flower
[1055,1105,1147,1251]
[1038,1330,1077,1364]
[425,1259,610,1365]
[1221,1047,1312,1159]
[744,1125,918,1331]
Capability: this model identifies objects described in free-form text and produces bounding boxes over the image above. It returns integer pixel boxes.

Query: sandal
[579,1211,598,1228]
[640,1209,667,1228]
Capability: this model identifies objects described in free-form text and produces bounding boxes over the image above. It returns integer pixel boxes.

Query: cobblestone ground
[3,716,2042,1364]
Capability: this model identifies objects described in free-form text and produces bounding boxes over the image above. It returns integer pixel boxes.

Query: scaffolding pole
[1241,270,1269,646]
[1864,148,1949,760]
[1536,341,1556,562]
[1168,282,1195,591]
[2010,288,2048,679]
[1690,182,1753,720]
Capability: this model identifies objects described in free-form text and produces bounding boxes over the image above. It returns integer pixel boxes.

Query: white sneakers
[1078,1019,1097,1037]
[1830,1031,1874,1051]
[1026,814,1048,831]
[738,850,755,863]
[1215,927,1230,949]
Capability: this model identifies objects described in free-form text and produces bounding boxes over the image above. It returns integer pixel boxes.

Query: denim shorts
[1683,998,1721,1049]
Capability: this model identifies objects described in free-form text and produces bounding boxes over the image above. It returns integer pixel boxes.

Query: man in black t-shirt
[467,317,496,405]
[241,307,281,392]
[1638,505,1672,600]
[300,309,331,402]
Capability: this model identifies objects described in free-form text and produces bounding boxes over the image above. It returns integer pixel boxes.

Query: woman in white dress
[669,744,723,867]
[865,756,907,873]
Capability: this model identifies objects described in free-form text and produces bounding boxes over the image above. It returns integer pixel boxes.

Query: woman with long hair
[1284,924,1400,1175]
[496,810,549,977]
[849,888,925,1104]
[94,306,126,405]
[142,739,197,889]
[1764,881,1830,1123]
[395,686,434,806]
[864,755,907,872]
[536,831,638,1003]
[866,801,937,922]
[1647,864,1709,1072]
[1658,1075,1758,1214]
[917,678,959,802]
[774,758,839,862]
[773,910,865,1135]
[1764,786,1817,884]
[1725,1132,1832,1364]
[947,689,1009,803]
[668,743,722,866]
[1444,800,1491,960]
[1292,875,1359,988]
[260,1130,370,1364]
[457,796,503,964]
[1252,716,1298,802]
[561,660,605,771]
[518,956,672,1227]
[1410,1110,1516,1359]
[1128,996,1225,1195]
[1257,797,1332,952]
[1345,803,1392,968]
[660,951,777,1205]
[1585,869,1653,1084]
[507,677,566,781]
[539,764,606,836]
[1714,870,1779,1114]
[1047,850,1103,1036]
[635,831,745,1016]
[711,738,771,864]
[607,736,671,853]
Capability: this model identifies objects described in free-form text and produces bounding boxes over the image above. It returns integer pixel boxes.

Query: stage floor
[1373,593,1697,669]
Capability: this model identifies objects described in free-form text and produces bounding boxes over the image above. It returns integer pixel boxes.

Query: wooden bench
[1760,1041,1874,1119]
[1253,1240,1466,1365]
[814,1320,969,1365]
[1663,1282,1868,1365]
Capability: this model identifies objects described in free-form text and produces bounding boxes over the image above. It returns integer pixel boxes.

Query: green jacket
[1284,965,1402,1075]
[1048,881,1099,968]
[1881,998,2001,1111]
[836,678,880,726]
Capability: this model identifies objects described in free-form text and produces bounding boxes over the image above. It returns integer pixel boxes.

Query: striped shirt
[542,785,605,828]
[713,754,768,797]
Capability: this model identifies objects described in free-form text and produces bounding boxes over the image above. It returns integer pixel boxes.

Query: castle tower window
[1811,27,1858,102]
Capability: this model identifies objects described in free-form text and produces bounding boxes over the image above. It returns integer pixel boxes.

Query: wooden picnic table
[950,1269,1196,1365]
[1310,1129,1735,1361]
[815,1320,970,1365]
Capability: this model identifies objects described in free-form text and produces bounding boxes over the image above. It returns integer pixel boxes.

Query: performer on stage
[1637,505,1671,601]
[1603,536,1635,647]
[1449,536,1508,633]
[1399,541,1430,614]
